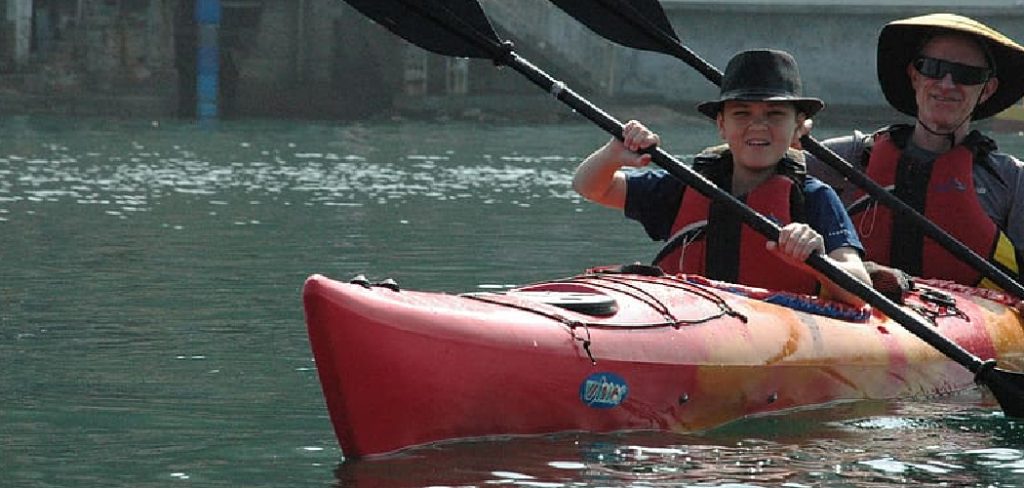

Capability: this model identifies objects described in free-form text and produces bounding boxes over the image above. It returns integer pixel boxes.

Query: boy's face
[716,101,803,171]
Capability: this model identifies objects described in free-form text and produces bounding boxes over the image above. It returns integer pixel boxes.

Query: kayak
[302,266,1024,458]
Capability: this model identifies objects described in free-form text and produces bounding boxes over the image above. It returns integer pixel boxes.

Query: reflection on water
[333,399,1024,487]
[3,117,1024,487]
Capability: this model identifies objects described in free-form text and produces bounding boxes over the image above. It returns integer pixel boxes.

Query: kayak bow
[303,269,1024,458]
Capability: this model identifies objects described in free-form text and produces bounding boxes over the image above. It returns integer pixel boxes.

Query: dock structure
[0,0,1021,119]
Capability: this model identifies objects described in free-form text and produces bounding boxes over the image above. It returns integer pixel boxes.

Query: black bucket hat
[877,13,1024,121]
[697,49,824,119]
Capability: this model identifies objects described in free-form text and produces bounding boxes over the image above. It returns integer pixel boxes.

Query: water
[2,115,1024,487]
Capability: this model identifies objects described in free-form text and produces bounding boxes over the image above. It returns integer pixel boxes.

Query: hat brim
[877,13,1024,121]
[697,93,824,119]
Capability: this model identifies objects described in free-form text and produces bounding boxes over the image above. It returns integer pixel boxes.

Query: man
[807,13,1024,288]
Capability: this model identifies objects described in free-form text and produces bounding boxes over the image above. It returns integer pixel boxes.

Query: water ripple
[0,125,591,224]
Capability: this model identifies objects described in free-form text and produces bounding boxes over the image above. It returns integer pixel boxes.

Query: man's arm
[803,130,871,207]
[997,153,1024,249]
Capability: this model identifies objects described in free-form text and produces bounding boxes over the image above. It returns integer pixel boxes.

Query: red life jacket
[847,127,1015,287]
[655,154,820,294]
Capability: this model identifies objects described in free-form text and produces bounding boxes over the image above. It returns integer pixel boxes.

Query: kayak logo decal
[580,372,628,409]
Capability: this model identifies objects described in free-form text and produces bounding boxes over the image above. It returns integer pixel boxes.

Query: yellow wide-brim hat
[877,13,1024,120]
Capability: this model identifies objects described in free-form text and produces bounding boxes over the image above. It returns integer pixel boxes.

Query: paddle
[338,0,1024,416]
[546,0,1024,300]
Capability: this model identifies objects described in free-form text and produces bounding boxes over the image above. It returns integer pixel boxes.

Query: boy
[574,49,871,305]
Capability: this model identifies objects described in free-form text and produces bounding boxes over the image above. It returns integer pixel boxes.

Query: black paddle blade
[548,0,680,53]
[982,368,1024,418]
[341,0,499,59]
[547,0,723,84]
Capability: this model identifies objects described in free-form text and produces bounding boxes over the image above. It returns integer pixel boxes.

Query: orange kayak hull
[302,271,1024,458]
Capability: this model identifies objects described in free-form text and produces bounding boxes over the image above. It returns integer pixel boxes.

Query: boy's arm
[572,141,631,209]
[572,120,660,209]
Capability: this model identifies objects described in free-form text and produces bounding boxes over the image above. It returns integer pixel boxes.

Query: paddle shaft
[341,0,1024,416]
[603,0,1024,297]
[421,0,990,376]
[495,50,995,374]
[547,0,1024,417]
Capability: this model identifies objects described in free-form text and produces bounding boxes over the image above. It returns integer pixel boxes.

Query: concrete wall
[79,0,174,93]
[4,0,31,68]
[2,0,1022,120]
[199,0,403,118]
[480,0,1024,121]
[0,0,179,116]
[0,0,396,118]
[658,1,1024,110]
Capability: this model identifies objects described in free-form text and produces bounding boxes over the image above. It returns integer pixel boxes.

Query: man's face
[909,34,999,132]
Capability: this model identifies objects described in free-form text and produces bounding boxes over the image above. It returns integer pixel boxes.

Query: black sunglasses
[913,56,992,85]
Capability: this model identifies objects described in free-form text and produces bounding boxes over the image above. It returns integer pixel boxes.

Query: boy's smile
[717,101,803,192]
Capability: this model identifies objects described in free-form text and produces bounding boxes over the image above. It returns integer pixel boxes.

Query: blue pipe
[195,0,221,123]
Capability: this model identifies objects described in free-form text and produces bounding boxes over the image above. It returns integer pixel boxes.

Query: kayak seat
[506,290,618,316]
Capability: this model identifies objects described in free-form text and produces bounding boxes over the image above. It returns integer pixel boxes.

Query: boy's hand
[616,120,660,167]
[767,222,825,264]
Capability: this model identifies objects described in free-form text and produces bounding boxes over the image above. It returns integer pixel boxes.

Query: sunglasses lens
[914,57,991,85]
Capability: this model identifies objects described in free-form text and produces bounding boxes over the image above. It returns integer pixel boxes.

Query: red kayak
[303,267,1024,458]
